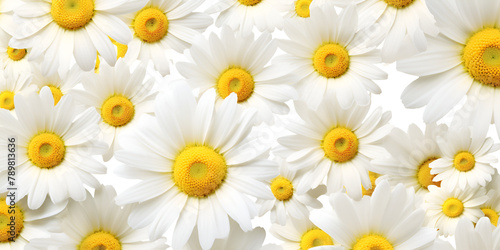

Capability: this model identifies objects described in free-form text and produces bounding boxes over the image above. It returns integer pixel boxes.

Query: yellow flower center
[95,38,128,73]
[133,7,168,43]
[295,0,312,18]
[463,28,500,87]
[383,0,415,8]
[101,95,135,127]
[173,146,227,197]
[313,43,350,78]
[238,0,263,6]
[51,0,95,30]
[353,235,393,250]
[79,231,121,250]
[482,208,499,226]
[362,172,380,196]
[270,176,294,201]
[442,198,465,218]
[43,85,63,105]
[417,158,441,189]
[300,229,334,250]
[7,47,27,61]
[28,133,66,169]
[217,67,255,102]
[453,152,475,172]
[0,198,24,242]
[322,127,358,163]
[0,91,15,110]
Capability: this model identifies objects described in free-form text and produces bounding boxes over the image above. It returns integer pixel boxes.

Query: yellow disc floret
[442,198,465,218]
[453,152,475,172]
[300,229,334,250]
[133,7,168,43]
[7,47,27,61]
[417,158,441,189]
[463,28,500,87]
[270,176,294,201]
[238,0,262,6]
[322,127,358,162]
[482,208,499,226]
[173,145,227,197]
[313,43,350,78]
[46,85,63,105]
[28,133,65,169]
[0,91,15,110]
[79,231,121,250]
[295,0,312,18]
[101,95,135,127]
[353,235,393,250]
[384,0,415,8]
[217,67,255,102]
[0,198,24,242]
[51,0,95,30]
[362,171,381,196]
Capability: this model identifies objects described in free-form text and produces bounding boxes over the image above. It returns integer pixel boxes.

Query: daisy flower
[121,0,212,76]
[94,37,129,73]
[276,4,387,110]
[430,127,498,190]
[310,181,437,249]
[0,87,106,209]
[73,59,157,161]
[454,217,500,250]
[114,83,278,249]
[283,0,329,19]
[277,98,392,200]
[398,0,500,128]
[270,217,336,250]
[11,0,147,75]
[0,30,32,76]
[425,185,488,236]
[480,189,500,227]
[177,27,297,124]
[0,72,32,112]
[26,185,167,249]
[30,63,82,106]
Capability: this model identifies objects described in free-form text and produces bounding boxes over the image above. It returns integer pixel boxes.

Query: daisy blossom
[283,0,328,19]
[480,189,500,227]
[94,37,129,73]
[270,217,337,250]
[0,30,32,76]
[454,217,500,250]
[177,27,297,124]
[30,63,82,106]
[0,72,32,112]
[114,83,278,249]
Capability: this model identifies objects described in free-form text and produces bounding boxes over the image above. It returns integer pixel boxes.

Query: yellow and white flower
[30,63,82,106]
[270,217,336,250]
[454,217,500,250]
[283,0,328,19]
[480,189,500,227]
[0,72,32,113]
[0,30,32,76]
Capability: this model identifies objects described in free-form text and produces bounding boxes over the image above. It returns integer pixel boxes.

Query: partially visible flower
[270,217,337,250]
[454,217,500,250]
[0,71,32,112]
[30,63,82,106]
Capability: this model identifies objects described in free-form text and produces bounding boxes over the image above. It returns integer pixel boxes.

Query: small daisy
[425,185,488,236]
[11,0,147,75]
[0,87,106,209]
[270,217,336,250]
[283,0,329,19]
[277,98,392,200]
[0,30,32,76]
[114,83,278,249]
[310,181,437,249]
[0,72,32,112]
[177,27,297,124]
[480,189,500,227]
[30,63,82,106]
[26,185,168,249]
[94,37,129,73]
[73,59,157,161]
[454,217,500,250]
[121,0,212,76]
[275,4,387,110]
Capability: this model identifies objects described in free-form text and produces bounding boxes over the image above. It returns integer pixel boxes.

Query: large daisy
[270,217,336,250]
[114,83,278,249]
[177,27,297,124]
[0,87,106,209]
[0,30,32,76]
[454,217,500,250]
[0,72,32,112]
[11,0,147,75]
[30,63,82,106]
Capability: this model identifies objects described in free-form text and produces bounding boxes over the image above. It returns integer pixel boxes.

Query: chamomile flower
[11,0,147,75]
[454,217,500,250]
[0,72,32,112]
[121,0,212,76]
[283,0,328,19]
[0,30,32,76]
[94,37,129,73]
[30,63,82,106]
[277,98,392,200]
[26,185,168,249]
[311,181,437,249]
[114,83,278,249]
[480,189,500,227]
[425,185,488,236]
[275,4,387,110]
[270,217,336,250]
[177,27,297,124]
[73,59,157,161]
[0,87,106,209]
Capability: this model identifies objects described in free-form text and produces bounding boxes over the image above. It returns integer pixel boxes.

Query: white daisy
[30,63,82,106]
[0,72,32,112]
[275,3,387,110]
[94,37,129,73]
[11,0,147,75]
[310,181,438,249]
[270,217,337,250]
[454,217,500,250]
[277,98,392,200]
[26,185,167,249]
[424,185,488,236]
[0,87,106,209]
[114,83,278,249]
[0,30,32,76]
[282,0,330,19]
[177,26,297,124]
[480,189,500,227]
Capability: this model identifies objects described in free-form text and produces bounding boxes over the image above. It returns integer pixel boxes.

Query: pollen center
[270,176,294,201]
[322,127,358,162]
[46,85,63,105]
[417,158,441,189]
[173,146,227,197]
[384,0,415,8]
[313,43,350,78]
[238,0,263,6]
[28,133,65,169]
[300,229,334,250]
[101,95,135,127]
[7,47,27,61]
[0,91,15,110]
[51,0,95,30]
[79,231,121,250]
[133,7,168,43]
[481,208,499,226]
[453,152,475,172]
[295,0,312,18]
[463,28,500,87]
[0,198,24,242]
[217,67,255,102]
[353,234,393,250]
[362,171,380,196]
[442,198,464,218]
